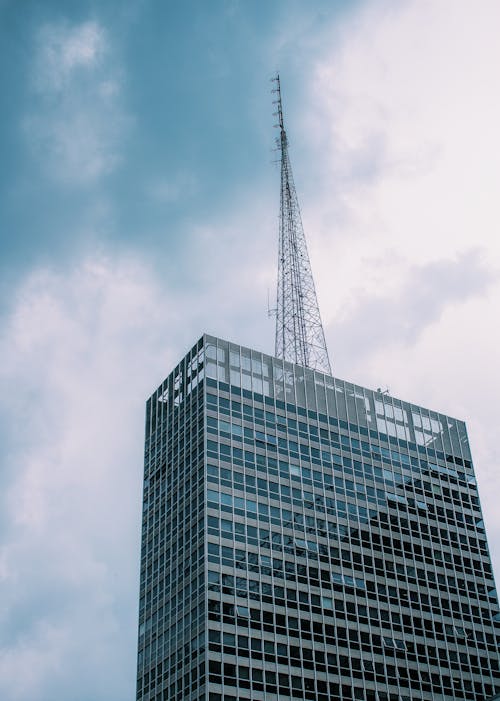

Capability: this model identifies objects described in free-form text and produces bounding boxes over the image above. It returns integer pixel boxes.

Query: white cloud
[333,249,497,357]
[306,0,500,294]
[35,21,106,92]
[300,0,500,573]
[0,257,180,701]
[25,20,129,184]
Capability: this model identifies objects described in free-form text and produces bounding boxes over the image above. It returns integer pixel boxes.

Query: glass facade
[136,334,500,701]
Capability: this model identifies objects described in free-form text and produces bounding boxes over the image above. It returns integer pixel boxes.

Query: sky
[1,0,500,699]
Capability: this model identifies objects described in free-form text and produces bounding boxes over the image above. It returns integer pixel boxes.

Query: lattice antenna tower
[271,74,332,375]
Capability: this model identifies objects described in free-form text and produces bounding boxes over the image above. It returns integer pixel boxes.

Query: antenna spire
[271,74,332,375]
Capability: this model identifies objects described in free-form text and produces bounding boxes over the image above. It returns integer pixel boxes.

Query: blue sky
[2,1,500,699]
[0,0,354,291]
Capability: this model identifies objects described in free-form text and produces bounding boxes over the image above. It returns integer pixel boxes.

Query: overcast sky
[1,1,500,699]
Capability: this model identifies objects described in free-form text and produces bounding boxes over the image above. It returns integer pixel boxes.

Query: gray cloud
[0,259,174,701]
[332,249,497,361]
[24,20,130,184]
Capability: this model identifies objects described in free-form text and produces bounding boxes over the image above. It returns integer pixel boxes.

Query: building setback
[136,334,500,701]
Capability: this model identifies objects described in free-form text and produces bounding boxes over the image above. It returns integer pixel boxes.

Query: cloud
[306,0,500,259]
[24,20,130,184]
[0,257,179,701]
[34,21,106,92]
[334,248,497,359]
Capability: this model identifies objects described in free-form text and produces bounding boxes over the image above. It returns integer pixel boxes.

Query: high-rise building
[136,333,500,701]
[136,74,499,701]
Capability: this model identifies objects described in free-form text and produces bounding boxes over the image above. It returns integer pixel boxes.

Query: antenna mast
[272,74,332,375]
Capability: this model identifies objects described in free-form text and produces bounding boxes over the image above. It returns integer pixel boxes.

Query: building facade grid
[136,334,500,701]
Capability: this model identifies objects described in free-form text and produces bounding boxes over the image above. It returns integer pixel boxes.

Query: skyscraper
[136,333,500,701]
[136,77,499,701]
